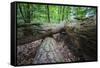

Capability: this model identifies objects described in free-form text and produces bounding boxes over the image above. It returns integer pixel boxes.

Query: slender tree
[47,5,50,23]
[26,4,31,23]
[62,6,65,21]
[18,4,26,23]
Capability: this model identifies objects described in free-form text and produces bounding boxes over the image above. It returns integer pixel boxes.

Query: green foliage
[16,3,96,38]
[17,3,96,25]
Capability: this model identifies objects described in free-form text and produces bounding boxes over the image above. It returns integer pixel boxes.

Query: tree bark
[33,37,65,64]
[18,4,26,23]
[26,4,31,23]
[17,23,65,45]
[47,5,50,23]
[17,16,96,48]
[62,6,65,21]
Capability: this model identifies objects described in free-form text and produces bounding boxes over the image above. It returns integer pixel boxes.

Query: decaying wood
[17,23,42,28]
[77,23,97,60]
[33,37,64,64]
[17,16,96,47]
[63,16,97,61]
[17,23,65,45]
[17,16,97,64]
[33,37,80,64]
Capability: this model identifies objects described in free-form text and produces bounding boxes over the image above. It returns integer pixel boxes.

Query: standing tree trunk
[62,6,65,21]
[18,4,31,23]
[59,6,62,21]
[18,4,26,23]
[18,4,33,37]
[47,5,50,23]
[26,4,31,23]
[58,6,61,22]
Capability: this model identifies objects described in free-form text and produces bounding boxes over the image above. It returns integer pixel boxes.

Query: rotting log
[17,23,65,45]
[17,23,42,28]
[17,16,96,48]
[33,37,65,64]
[77,23,97,60]
[17,16,97,61]
[63,16,97,61]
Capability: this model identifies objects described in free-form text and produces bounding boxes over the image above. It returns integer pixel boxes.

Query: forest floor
[17,33,80,65]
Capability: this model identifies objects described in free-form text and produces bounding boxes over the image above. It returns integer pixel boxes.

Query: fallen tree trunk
[17,16,97,62]
[17,16,96,47]
[33,37,65,64]
[63,16,97,61]
[17,23,42,28]
[17,23,65,45]
[77,23,97,60]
